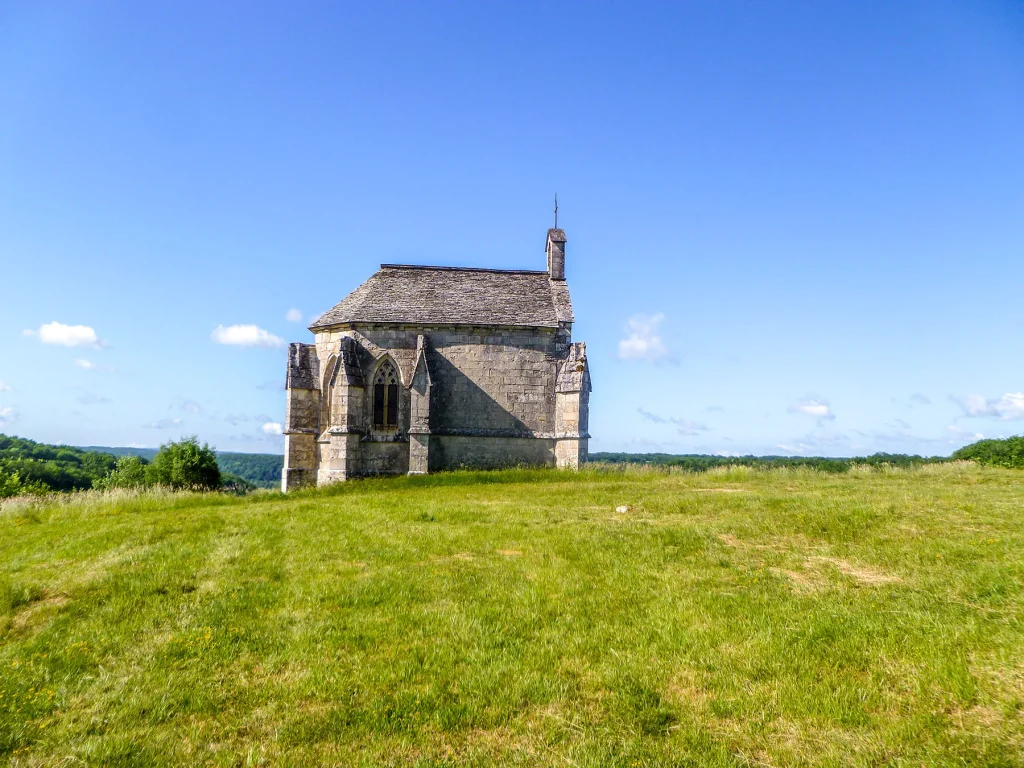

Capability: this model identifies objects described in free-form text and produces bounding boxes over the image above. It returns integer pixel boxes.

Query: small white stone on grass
[615,505,631,513]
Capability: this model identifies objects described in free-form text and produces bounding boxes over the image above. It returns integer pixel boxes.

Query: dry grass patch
[809,556,902,586]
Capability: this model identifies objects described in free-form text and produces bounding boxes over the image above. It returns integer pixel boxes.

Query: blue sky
[1,1,1022,456]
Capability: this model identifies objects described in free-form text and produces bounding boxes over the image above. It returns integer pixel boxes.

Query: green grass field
[1,464,1023,766]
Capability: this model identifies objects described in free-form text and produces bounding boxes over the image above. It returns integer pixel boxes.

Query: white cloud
[285,308,303,323]
[262,421,283,435]
[0,380,11,392]
[954,393,1024,421]
[144,417,183,429]
[211,324,285,348]
[0,407,17,428]
[25,322,105,348]
[178,398,202,415]
[618,313,669,362]
[788,397,835,422]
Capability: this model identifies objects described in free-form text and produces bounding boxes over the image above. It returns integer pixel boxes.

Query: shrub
[0,470,24,499]
[0,470,49,498]
[95,455,150,490]
[952,437,1024,469]
[145,436,221,490]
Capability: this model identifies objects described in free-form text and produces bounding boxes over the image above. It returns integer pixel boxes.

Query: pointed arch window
[373,360,399,429]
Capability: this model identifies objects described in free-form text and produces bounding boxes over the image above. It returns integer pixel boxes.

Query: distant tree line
[215,453,283,487]
[589,452,943,473]
[0,435,118,495]
[0,434,250,498]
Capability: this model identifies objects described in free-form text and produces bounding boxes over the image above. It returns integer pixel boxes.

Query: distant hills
[79,446,284,488]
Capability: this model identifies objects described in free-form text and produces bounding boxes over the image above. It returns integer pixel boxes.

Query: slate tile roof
[310,265,574,330]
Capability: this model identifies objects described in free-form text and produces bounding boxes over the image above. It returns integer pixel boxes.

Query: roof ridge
[379,264,549,275]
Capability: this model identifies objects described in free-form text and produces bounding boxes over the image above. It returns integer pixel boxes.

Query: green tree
[95,455,150,490]
[145,436,221,490]
[952,436,1024,468]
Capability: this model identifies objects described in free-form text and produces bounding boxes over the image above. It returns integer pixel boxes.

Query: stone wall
[359,440,410,475]
[431,435,555,470]
[284,323,589,486]
[314,325,561,436]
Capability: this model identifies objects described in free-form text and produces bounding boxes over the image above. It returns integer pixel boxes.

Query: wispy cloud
[261,421,283,435]
[77,394,112,405]
[637,407,668,424]
[285,308,303,323]
[637,407,708,436]
[776,430,851,455]
[788,397,835,423]
[952,393,1024,421]
[75,358,115,372]
[178,398,203,415]
[618,313,669,362]
[947,425,984,443]
[24,322,106,348]
[909,393,931,405]
[211,324,285,348]
[0,406,16,426]
[223,414,249,426]
[0,380,11,392]
[776,443,809,455]
[256,379,284,391]
[144,417,183,429]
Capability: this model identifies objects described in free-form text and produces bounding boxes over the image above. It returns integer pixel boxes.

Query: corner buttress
[283,342,321,491]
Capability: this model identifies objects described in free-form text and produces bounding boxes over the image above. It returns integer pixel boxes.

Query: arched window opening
[320,355,339,435]
[373,360,399,429]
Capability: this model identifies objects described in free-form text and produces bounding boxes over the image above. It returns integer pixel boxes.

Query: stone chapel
[281,226,591,490]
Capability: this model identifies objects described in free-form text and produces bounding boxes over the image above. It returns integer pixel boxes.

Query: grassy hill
[80,446,285,488]
[2,464,1023,764]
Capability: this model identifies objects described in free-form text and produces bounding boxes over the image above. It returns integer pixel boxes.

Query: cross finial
[554,194,558,228]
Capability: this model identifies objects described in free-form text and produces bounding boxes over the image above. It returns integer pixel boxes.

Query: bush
[95,455,150,490]
[0,470,49,498]
[0,470,24,499]
[952,437,1024,469]
[145,436,221,490]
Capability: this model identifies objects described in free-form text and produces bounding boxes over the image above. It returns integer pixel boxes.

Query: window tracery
[373,360,399,429]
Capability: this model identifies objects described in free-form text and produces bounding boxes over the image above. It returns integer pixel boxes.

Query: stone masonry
[281,227,591,490]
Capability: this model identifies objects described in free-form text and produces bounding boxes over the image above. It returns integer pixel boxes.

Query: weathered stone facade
[282,227,591,490]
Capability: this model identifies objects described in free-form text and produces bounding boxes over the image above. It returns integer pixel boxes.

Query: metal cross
[554,194,558,228]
